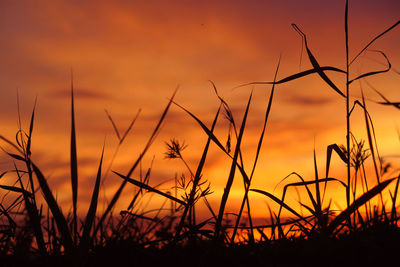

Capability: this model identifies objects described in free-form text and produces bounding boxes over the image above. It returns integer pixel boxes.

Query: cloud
[48,87,111,100]
[283,94,333,106]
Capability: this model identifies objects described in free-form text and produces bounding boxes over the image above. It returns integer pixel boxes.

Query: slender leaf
[236,66,345,88]
[350,20,400,65]
[120,109,141,144]
[104,109,121,141]
[327,178,395,234]
[232,57,281,243]
[250,189,304,221]
[349,51,391,84]
[325,144,348,178]
[95,89,177,235]
[31,162,74,253]
[173,100,250,185]
[292,24,345,98]
[80,144,104,252]
[0,184,33,197]
[113,171,187,206]
[70,76,78,242]
[361,90,380,184]
[174,105,221,239]
[214,92,252,239]
[15,163,46,254]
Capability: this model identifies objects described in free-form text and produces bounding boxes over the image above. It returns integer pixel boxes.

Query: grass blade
[26,97,37,157]
[104,109,121,141]
[14,163,46,255]
[313,148,322,220]
[292,24,346,98]
[277,172,318,219]
[236,66,345,88]
[361,91,380,184]
[250,189,304,221]
[173,101,227,154]
[79,144,104,253]
[349,20,400,65]
[327,177,395,235]
[390,176,400,222]
[120,109,141,144]
[113,171,186,206]
[174,100,250,185]
[349,50,391,84]
[0,135,24,154]
[0,184,33,197]
[127,158,153,210]
[214,92,252,239]
[31,162,74,253]
[174,105,221,240]
[232,57,281,243]
[70,76,78,243]
[94,89,177,235]
[325,144,348,178]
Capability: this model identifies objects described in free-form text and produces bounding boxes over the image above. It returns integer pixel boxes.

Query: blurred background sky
[0,0,399,220]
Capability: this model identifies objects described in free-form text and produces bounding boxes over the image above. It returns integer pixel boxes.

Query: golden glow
[0,0,399,222]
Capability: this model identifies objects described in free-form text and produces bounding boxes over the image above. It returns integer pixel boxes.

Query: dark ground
[1,223,399,267]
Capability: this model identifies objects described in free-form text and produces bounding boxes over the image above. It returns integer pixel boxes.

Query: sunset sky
[0,0,399,221]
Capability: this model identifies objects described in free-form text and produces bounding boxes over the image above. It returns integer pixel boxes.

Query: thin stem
[345,0,351,211]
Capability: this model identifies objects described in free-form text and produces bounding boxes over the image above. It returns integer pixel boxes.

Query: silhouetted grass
[0,1,399,266]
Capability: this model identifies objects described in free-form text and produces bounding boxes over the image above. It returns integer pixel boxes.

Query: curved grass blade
[104,109,121,141]
[292,24,345,98]
[324,143,348,203]
[120,109,141,144]
[0,203,17,228]
[113,171,186,206]
[119,211,158,222]
[173,101,227,154]
[209,81,251,190]
[348,50,391,84]
[281,177,347,222]
[250,189,304,221]
[94,89,177,235]
[0,135,24,154]
[327,177,395,235]
[105,109,141,144]
[277,172,318,219]
[173,100,250,185]
[0,184,33,197]
[361,91,380,184]
[325,144,348,178]
[4,152,25,162]
[366,81,400,110]
[209,81,256,241]
[232,57,281,243]
[350,20,400,66]
[14,164,46,254]
[127,157,153,211]
[214,91,252,239]
[174,105,221,240]
[284,178,347,191]
[25,101,38,212]
[236,66,346,88]
[31,162,74,253]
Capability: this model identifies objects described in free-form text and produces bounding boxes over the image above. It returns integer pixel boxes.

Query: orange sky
[0,0,399,221]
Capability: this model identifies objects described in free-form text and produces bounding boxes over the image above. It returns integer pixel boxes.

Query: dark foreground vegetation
[1,1,399,266]
[2,223,400,267]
